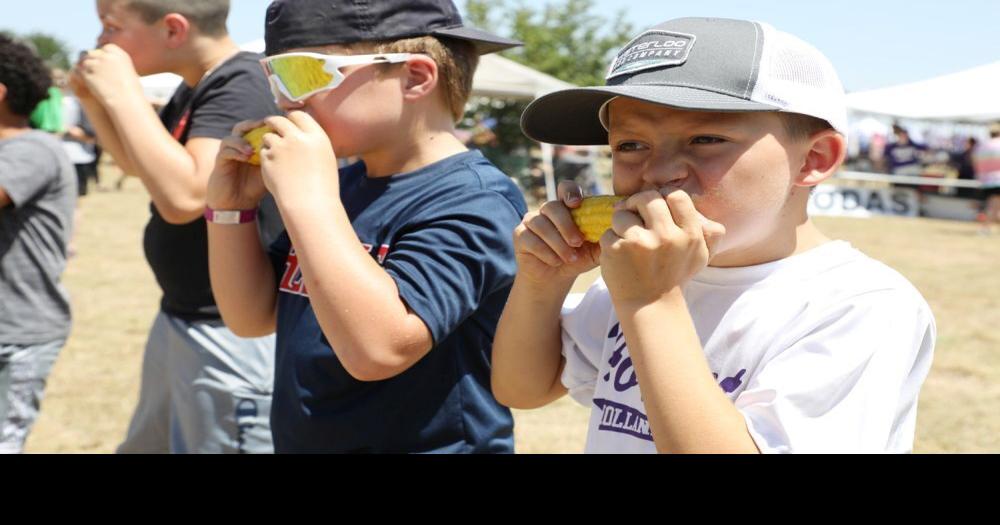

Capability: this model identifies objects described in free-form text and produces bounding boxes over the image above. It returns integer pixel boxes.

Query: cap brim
[432,26,522,55]
[521,85,781,146]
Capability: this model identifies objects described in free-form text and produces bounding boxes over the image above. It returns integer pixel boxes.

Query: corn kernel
[242,126,270,166]
[571,195,625,243]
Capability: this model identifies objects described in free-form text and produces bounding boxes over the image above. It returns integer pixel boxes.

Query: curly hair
[0,35,53,118]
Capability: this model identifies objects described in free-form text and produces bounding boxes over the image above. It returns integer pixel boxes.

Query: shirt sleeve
[735,288,936,453]
[188,68,280,140]
[382,189,524,345]
[560,279,613,408]
[0,139,58,208]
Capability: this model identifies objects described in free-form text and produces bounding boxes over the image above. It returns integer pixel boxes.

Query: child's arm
[253,112,447,382]
[70,72,140,178]
[205,122,279,337]
[492,188,602,409]
[601,190,759,453]
[75,45,216,224]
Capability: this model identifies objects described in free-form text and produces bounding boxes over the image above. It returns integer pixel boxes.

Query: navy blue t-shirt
[268,150,527,453]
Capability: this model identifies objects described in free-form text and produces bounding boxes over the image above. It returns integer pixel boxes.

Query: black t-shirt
[147,51,282,321]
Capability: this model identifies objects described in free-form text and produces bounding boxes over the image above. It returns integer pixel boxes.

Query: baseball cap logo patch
[606,30,696,80]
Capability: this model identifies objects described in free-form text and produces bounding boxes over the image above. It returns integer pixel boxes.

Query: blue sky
[4,0,998,92]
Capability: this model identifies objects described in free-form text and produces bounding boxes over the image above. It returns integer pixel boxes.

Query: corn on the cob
[270,56,334,99]
[571,195,625,243]
[242,126,270,166]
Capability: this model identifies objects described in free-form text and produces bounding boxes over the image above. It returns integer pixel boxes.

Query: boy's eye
[614,141,646,153]
[691,136,725,145]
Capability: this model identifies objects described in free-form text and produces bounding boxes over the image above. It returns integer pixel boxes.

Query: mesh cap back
[751,23,848,136]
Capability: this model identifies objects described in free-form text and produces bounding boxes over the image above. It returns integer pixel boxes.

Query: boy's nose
[641,154,689,189]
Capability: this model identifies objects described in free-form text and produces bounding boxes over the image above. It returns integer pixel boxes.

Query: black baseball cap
[264,0,522,56]
[521,17,848,146]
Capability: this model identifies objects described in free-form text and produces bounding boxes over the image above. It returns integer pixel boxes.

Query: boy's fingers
[232,120,267,136]
[701,218,727,259]
[220,136,253,158]
[610,209,645,240]
[218,147,250,163]
[262,115,297,137]
[556,180,584,208]
[261,132,279,150]
[538,200,584,248]
[286,110,324,135]
[525,212,582,264]
[517,227,564,268]
[622,190,673,235]
[660,190,701,237]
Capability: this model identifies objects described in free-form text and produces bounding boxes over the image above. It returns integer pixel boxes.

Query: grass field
[22,171,1000,453]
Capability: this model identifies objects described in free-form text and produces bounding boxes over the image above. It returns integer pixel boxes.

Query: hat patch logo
[606,30,695,80]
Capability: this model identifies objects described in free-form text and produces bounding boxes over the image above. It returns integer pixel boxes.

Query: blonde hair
[780,112,833,141]
[349,36,478,123]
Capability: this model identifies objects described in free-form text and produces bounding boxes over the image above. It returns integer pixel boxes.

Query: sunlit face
[96,0,166,75]
[272,46,408,159]
[606,97,811,256]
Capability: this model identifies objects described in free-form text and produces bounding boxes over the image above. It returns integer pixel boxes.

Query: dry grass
[22,172,1000,453]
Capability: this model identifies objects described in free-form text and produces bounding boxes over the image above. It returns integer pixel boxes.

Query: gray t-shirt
[0,130,77,344]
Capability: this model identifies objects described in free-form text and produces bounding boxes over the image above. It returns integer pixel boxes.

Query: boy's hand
[600,189,725,306]
[75,45,143,105]
[68,68,94,102]
[207,120,271,211]
[255,111,340,206]
[513,181,601,288]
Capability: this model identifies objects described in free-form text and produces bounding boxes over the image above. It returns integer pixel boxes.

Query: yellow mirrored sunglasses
[259,52,413,103]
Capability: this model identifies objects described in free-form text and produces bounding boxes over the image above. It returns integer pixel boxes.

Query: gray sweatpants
[0,340,65,454]
[117,312,275,454]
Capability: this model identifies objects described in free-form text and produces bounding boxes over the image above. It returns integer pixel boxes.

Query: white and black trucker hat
[521,17,847,145]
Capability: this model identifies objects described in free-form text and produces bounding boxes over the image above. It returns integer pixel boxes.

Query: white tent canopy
[473,54,574,99]
[846,61,1000,123]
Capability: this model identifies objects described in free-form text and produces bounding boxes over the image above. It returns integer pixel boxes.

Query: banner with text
[808,185,919,218]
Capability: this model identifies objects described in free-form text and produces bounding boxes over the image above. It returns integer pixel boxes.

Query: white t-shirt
[560,240,935,454]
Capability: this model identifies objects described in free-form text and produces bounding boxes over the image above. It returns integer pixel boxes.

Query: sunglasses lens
[268,55,335,100]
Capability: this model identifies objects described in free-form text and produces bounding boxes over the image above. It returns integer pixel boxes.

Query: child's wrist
[612,287,685,314]
[205,197,260,212]
[513,273,576,301]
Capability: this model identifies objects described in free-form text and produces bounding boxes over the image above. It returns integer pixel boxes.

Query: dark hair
[115,0,230,37]
[0,35,53,118]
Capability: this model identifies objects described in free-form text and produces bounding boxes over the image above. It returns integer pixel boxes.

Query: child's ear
[162,14,191,49]
[795,130,847,187]
[401,55,439,101]
[0,83,7,105]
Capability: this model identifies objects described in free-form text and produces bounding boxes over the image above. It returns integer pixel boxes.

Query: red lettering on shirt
[280,242,391,298]
[279,248,309,297]
[361,243,392,265]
